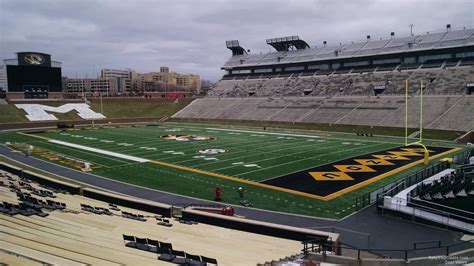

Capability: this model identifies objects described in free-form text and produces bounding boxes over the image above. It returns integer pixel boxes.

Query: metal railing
[307,226,371,249]
[354,160,450,211]
[408,196,474,219]
[302,239,474,261]
[453,148,473,164]
[179,203,225,209]
[381,196,474,232]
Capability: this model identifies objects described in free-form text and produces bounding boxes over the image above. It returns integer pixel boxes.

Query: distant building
[0,65,6,93]
[64,78,118,97]
[101,68,132,94]
[141,66,201,91]
[63,66,200,98]
[100,68,132,79]
[1,52,62,99]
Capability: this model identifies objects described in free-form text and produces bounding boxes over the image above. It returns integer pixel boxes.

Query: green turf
[0,123,465,219]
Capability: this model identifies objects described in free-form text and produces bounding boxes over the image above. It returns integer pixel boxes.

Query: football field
[1,122,462,219]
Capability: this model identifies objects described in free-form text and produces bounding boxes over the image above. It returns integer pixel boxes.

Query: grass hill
[0,98,192,124]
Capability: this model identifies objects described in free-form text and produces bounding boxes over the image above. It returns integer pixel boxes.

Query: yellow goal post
[405,80,429,165]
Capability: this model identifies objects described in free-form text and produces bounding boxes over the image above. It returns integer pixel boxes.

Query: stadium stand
[209,66,473,98]
[183,28,474,134]
[382,166,473,233]
[409,165,473,213]
[223,28,474,69]
[174,95,474,131]
[0,167,317,265]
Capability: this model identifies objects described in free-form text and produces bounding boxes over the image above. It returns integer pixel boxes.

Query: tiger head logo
[24,54,45,65]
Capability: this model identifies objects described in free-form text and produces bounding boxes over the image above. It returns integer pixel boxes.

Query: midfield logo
[161,135,215,142]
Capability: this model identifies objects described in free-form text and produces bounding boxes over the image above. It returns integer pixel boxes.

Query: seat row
[121,211,147,221]
[17,191,66,210]
[1,201,48,217]
[80,204,113,215]
[122,234,218,265]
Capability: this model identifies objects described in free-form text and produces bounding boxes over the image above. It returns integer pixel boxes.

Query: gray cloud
[1,0,473,81]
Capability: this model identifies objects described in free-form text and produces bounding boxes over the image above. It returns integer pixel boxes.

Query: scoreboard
[5,52,62,98]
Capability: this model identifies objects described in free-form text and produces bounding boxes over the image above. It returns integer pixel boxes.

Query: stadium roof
[223,28,474,68]
[266,36,310,52]
[226,40,248,56]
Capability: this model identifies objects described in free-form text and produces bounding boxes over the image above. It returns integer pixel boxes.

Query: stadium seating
[180,61,474,132]
[0,169,303,265]
[406,166,474,225]
[209,66,473,97]
[445,58,461,67]
[382,167,473,233]
[420,59,446,69]
[398,63,421,70]
[375,63,400,72]
[409,165,474,212]
[174,95,474,131]
[122,233,217,265]
[459,57,474,66]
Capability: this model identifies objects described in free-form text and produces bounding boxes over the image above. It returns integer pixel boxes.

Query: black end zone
[262,146,452,199]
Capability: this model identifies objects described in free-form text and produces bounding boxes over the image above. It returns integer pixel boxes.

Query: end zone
[262,146,463,201]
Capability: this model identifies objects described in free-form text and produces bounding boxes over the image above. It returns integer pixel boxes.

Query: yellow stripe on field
[17,132,51,141]
[149,159,327,200]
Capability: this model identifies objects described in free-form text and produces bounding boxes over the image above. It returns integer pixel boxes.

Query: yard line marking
[204,127,402,145]
[139,146,157,151]
[39,141,127,166]
[48,140,150,163]
[28,144,109,168]
[117,143,134,146]
[18,133,130,165]
[18,132,150,163]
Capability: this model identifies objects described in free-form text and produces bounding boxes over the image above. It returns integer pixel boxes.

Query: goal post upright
[404,79,429,164]
[419,79,423,143]
[405,80,408,146]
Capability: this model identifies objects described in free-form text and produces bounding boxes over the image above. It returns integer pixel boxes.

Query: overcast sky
[1,0,473,81]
